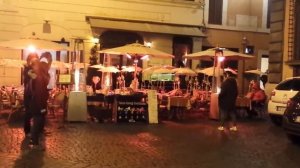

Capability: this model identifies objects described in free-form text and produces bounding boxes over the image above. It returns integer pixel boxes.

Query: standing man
[23,53,39,137]
[39,52,53,133]
[30,52,51,150]
[218,72,239,131]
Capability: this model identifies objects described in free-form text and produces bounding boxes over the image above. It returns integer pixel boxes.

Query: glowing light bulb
[218,56,225,62]
[126,54,132,59]
[27,45,36,53]
[140,55,149,60]
[144,42,152,48]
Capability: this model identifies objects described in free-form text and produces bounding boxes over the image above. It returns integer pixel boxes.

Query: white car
[268,77,300,126]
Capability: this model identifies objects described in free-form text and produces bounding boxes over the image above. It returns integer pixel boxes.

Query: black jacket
[31,62,50,114]
[218,77,238,111]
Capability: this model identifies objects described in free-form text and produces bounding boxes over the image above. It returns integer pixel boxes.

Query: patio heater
[209,49,224,120]
[67,39,87,122]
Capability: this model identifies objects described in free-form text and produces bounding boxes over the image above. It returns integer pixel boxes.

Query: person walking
[23,53,39,137]
[29,56,51,150]
[218,72,239,131]
[39,52,53,134]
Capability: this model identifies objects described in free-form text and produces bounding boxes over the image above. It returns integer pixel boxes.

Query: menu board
[147,90,158,124]
[117,101,148,123]
[58,74,72,84]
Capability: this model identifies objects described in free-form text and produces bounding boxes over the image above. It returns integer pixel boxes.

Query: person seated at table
[130,77,139,90]
[174,76,180,89]
[0,86,9,100]
[169,88,190,97]
[117,74,125,89]
[86,85,93,95]
[92,76,101,93]
[246,81,266,118]
[165,89,181,97]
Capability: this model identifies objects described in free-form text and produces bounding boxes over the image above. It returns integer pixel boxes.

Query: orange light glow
[218,56,225,62]
[104,74,110,88]
[144,41,152,48]
[140,55,149,60]
[126,54,132,59]
[27,45,36,53]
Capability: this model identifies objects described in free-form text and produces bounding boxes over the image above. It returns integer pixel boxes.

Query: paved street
[0,113,300,168]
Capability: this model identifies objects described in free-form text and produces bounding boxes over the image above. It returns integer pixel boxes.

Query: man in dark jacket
[23,53,39,137]
[30,56,51,150]
[218,73,238,131]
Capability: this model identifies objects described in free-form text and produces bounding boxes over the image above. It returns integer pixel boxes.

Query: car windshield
[276,78,300,90]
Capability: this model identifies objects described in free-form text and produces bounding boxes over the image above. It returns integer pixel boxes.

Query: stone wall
[268,0,284,83]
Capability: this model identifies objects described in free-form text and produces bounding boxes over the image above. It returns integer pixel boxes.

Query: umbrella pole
[212,54,217,93]
[133,58,139,90]
[134,61,137,79]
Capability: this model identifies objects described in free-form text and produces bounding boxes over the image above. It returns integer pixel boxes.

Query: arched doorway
[172,36,193,68]
[88,30,144,89]
[99,30,143,66]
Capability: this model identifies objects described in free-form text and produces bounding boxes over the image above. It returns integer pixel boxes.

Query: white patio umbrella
[98,43,174,58]
[98,43,174,78]
[143,65,174,74]
[244,69,264,75]
[183,47,253,60]
[97,66,120,73]
[73,62,89,69]
[171,67,197,76]
[196,67,237,76]
[224,67,238,75]
[0,59,26,68]
[143,66,162,82]
[90,64,104,69]
[196,67,224,77]
[184,47,253,93]
[0,38,71,51]
[121,66,142,72]
[51,61,71,69]
[152,67,174,74]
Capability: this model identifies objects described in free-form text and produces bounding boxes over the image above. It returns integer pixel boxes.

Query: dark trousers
[31,113,46,145]
[220,108,237,127]
[247,101,262,118]
[23,105,32,135]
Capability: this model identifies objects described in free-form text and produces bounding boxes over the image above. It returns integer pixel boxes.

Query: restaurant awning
[86,16,206,37]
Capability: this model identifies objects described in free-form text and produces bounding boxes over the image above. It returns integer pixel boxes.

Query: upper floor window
[208,0,223,25]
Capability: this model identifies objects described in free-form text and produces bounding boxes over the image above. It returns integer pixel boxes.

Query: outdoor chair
[7,99,24,123]
[0,91,12,109]
[47,91,66,118]
[236,97,251,118]
[251,99,267,118]
[158,95,169,120]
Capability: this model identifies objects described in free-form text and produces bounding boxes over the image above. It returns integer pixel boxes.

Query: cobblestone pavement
[0,114,300,168]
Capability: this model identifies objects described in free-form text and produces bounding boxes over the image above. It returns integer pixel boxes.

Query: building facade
[0,0,270,92]
[266,0,300,94]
